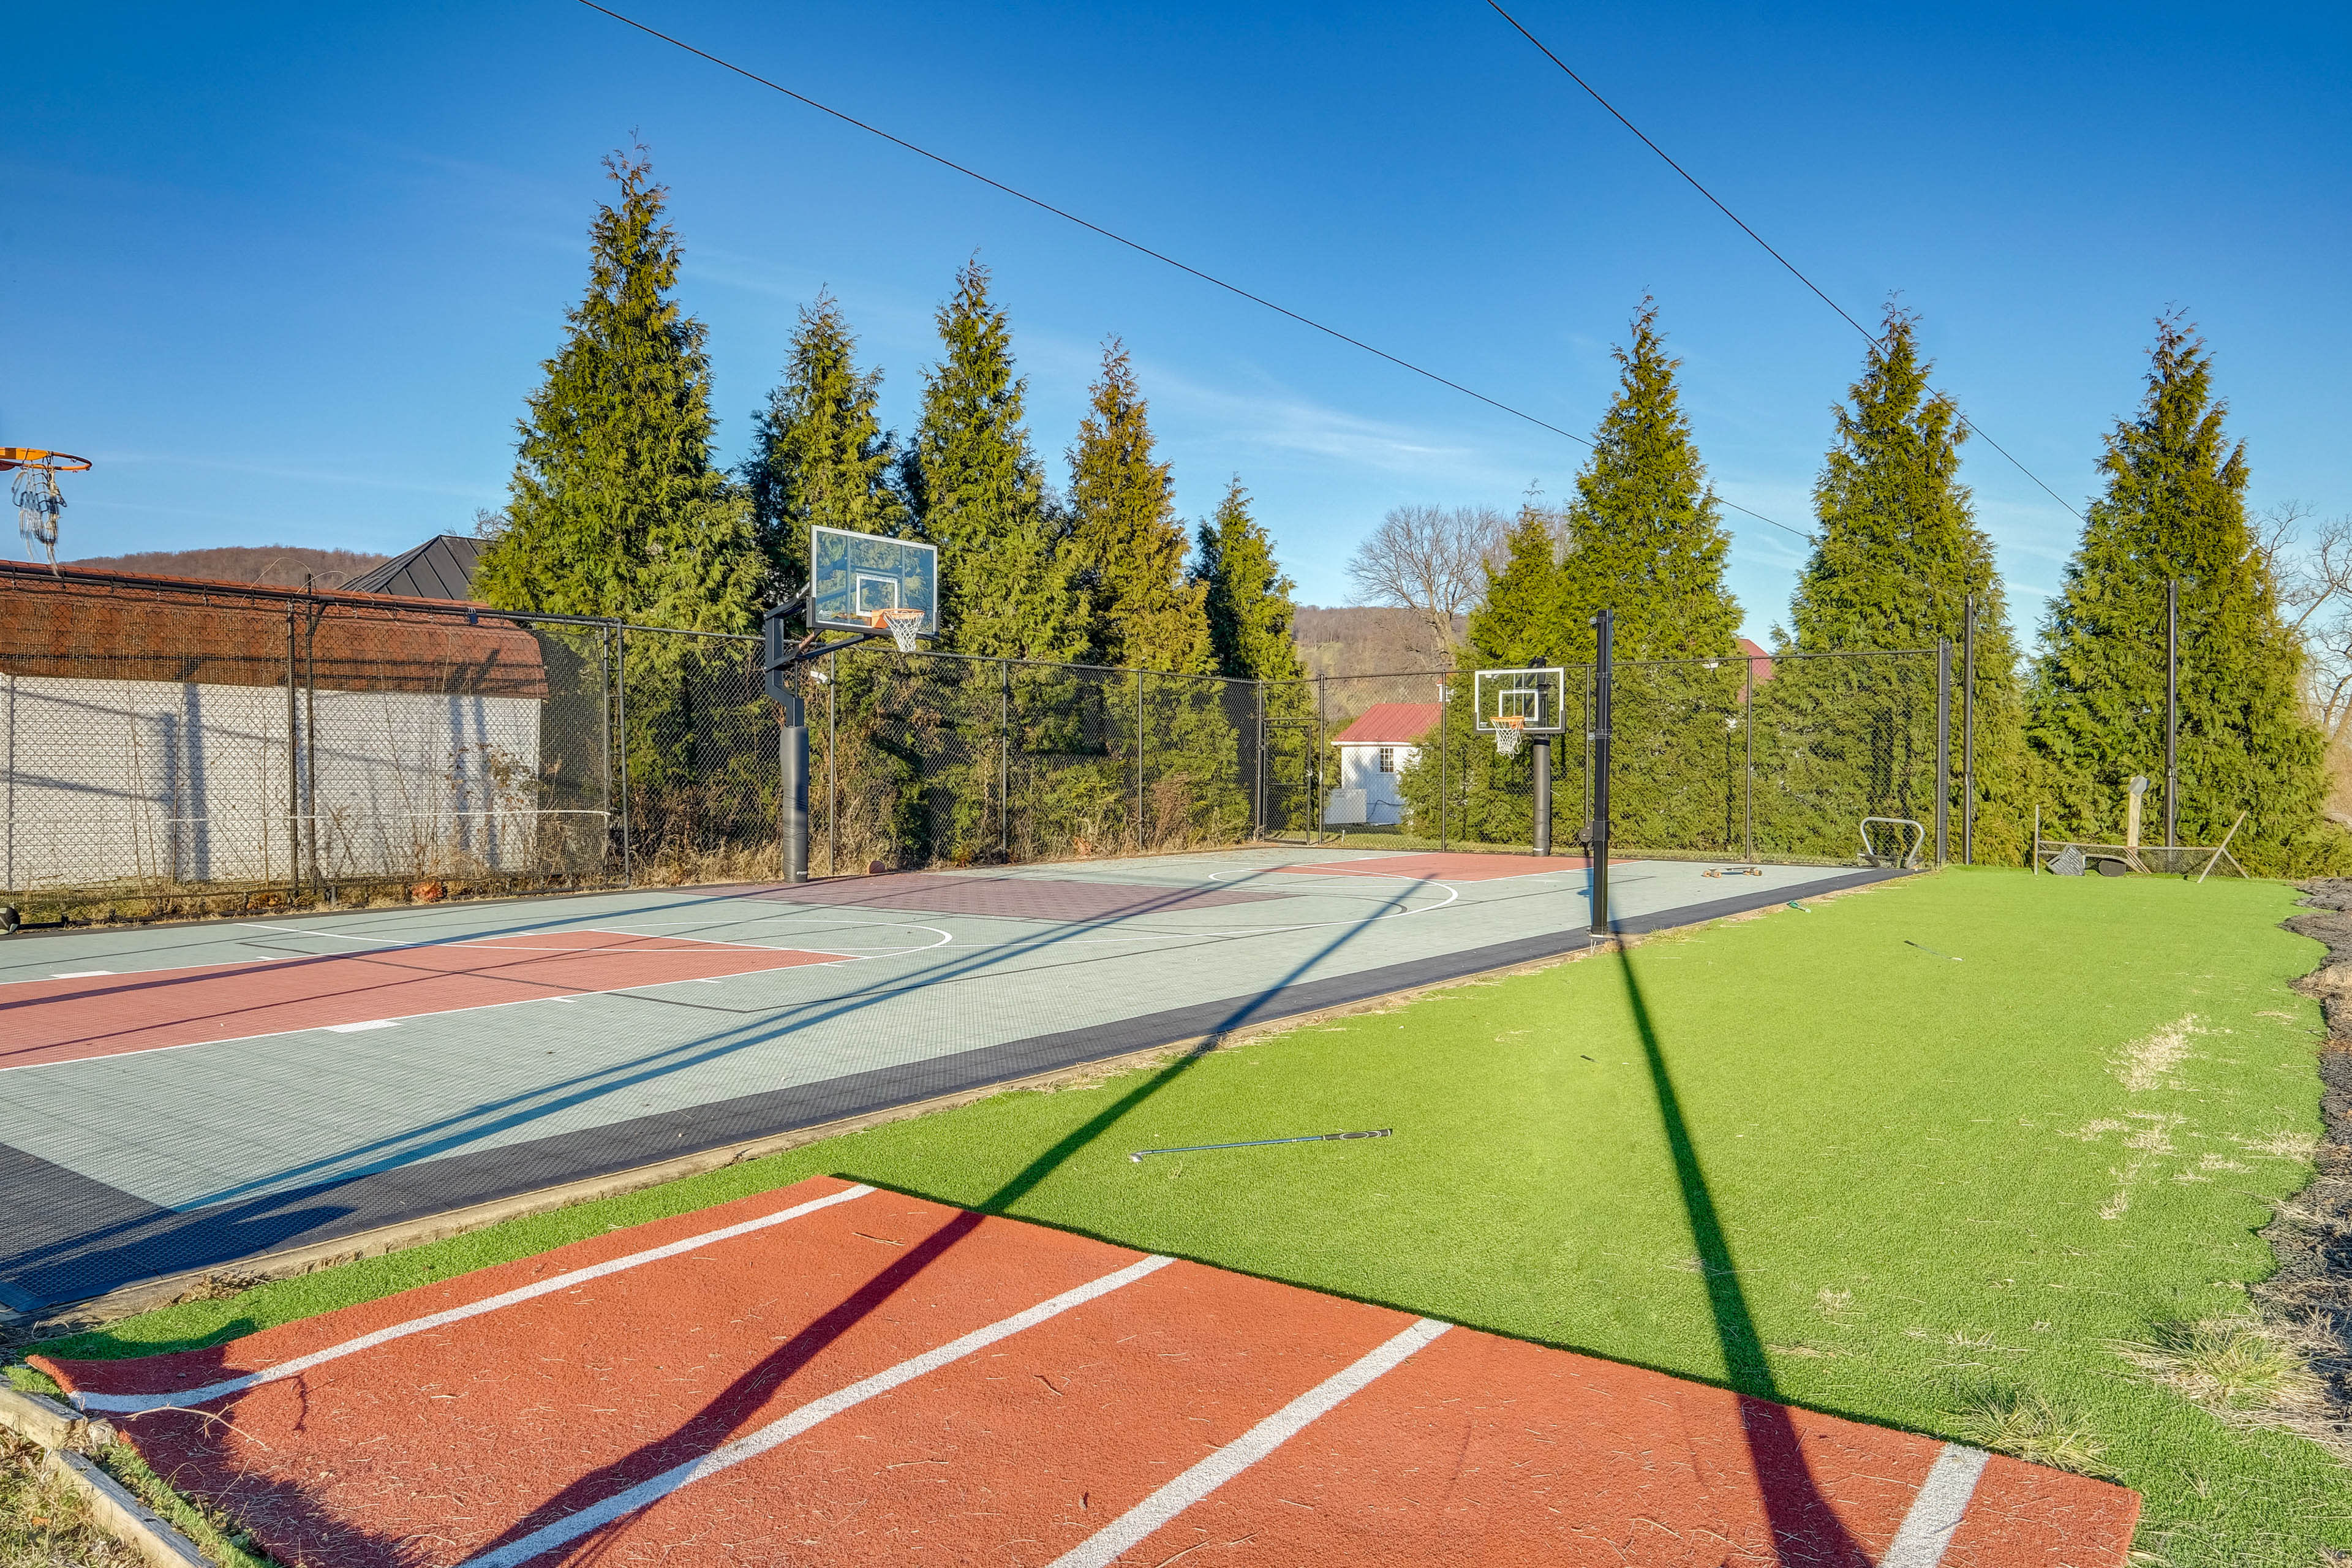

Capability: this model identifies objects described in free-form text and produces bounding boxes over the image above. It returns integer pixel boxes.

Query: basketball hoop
[875,606,925,653]
[0,448,91,570]
[1491,714,1526,758]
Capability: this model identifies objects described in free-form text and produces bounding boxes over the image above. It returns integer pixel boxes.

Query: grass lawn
[23,867,2346,1565]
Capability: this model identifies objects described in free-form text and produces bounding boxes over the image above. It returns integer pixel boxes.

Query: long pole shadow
[449,865,1390,1564]
[1611,941,1870,1567]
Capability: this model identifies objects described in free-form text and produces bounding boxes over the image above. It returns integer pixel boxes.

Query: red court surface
[40,1175,2139,1567]
[0,930,850,1071]
[1274,851,1616,881]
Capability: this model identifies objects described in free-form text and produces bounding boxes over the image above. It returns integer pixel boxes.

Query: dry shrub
[2114,1316,2332,1439]
[1947,1386,2110,1476]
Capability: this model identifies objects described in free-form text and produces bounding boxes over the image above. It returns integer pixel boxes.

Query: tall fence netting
[1,568,1956,922]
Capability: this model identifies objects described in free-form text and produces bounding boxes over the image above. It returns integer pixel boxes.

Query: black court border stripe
[0,869,1902,1312]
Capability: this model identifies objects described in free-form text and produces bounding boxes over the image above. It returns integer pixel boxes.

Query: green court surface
[29,869,2342,1566]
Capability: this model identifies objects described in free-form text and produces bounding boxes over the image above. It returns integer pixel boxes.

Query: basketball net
[876,607,925,653]
[11,460,66,570]
[1491,715,1526,758]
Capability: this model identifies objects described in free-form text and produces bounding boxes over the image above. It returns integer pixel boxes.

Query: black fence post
[617,622,632,888]
[284,603,300,903]
[1591,610,1613,935]
[1438,677,1449,851]
[2166,577,2179,847]
[827,650,839,875]
[1935,638,1951,867]
[1000,659,1012,862]
[1252,680,1265,840]
[1314,674,1327,846]
[1742,654,1755,865]
[1962,592,1975,865]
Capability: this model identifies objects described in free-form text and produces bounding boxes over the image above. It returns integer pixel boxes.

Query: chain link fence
[1,565,1961,925]
[1390,647,1948,864]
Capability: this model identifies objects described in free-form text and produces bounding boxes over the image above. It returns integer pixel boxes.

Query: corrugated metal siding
[0,565,546,696]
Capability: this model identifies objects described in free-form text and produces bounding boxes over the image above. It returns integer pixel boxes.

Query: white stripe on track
[1047,1315,1450,1568]
[457,1252,1177,1568]
[1879,1442,1990,1567]
[75,1183,877,1415]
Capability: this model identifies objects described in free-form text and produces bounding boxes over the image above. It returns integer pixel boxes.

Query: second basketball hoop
[1474,666,1567,756]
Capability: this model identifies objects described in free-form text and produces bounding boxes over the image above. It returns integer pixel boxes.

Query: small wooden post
[2125,775,2146,850]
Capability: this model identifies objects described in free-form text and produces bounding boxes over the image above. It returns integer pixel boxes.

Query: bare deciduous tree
[2256,502,2352,745]
[1343,504,1509,655]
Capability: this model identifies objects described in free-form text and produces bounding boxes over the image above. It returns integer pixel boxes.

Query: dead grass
[2114,1015,2200,1092]
[91,1444,278,1567]
[2114,1317,2326,1420]
[0,1430,141,1568]
[1946,1387,2112,1476]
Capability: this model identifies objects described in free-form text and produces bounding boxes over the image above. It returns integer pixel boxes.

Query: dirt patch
[2252,880,2352,1458]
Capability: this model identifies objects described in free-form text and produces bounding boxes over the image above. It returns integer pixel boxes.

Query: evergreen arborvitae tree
[475,148,761,629]
[902,259,1084,663]
[1556,300,1741,662]
[1789,306,2030,862]
[1466,505,1564,668]
[2028,315,2337,874]
[1066,341,1212,672]
[1195,477,1306,685]
[742,292,903,590]
[1397,505,1565,846]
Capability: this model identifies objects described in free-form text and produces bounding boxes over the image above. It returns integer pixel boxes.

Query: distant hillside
[61,545,391,589]
[1292,605,1458,720]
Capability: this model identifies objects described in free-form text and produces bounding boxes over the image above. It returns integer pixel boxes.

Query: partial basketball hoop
[0,448,92,570]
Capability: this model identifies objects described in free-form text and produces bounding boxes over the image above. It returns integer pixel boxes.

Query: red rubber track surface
[39,1176,2138,1567]
[0,930,850,1070]
[1273,851,1618,881]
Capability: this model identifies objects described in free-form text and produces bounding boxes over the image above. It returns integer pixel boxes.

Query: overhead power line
[1484,0,2084,523]
[570,0,1811,543]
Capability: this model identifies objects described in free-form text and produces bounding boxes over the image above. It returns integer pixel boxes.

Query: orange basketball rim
[0,447,93,472]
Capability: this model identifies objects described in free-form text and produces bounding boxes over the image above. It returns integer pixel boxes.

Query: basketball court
[34,1174,2138,1566]
[0,846,1894,1314]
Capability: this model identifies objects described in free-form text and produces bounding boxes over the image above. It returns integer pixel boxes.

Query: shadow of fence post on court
[1611,940,1872,1567]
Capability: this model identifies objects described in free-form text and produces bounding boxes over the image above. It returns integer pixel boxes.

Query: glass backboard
[809,526,938,636]
[1472,666,1569,734]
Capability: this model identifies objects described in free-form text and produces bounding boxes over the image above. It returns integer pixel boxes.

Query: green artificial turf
[27,869,2346,1565]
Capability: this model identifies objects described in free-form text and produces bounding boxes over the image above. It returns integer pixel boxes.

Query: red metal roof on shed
[1331,703,1443,745]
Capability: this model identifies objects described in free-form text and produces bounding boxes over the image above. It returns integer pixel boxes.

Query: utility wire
[571,0,1811,543]
[1485,0,2084,523]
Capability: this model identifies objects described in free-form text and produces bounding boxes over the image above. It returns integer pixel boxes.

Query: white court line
[1048,1316,1450,1568]
[50,971,116,978]
[221,923,817,959]
[321,1020,398,1033]
[74,1184,878,1415]
[1879,1443,1991,1567]
[4,944,859,1074]
[456,1253,1177,1568]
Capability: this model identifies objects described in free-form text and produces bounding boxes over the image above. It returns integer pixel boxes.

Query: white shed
[1324,703,1442,826]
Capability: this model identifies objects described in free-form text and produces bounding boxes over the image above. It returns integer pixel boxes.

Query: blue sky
[8,2,2346,640]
